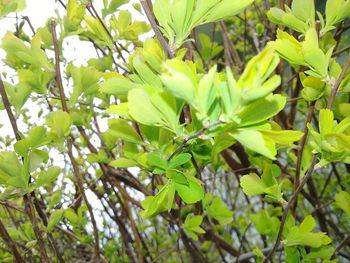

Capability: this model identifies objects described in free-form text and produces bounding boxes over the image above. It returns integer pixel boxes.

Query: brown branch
[50,20,101,260]
[327,53,350,109]
[220,22,243,71]
[0,76,21,141]
[333,234,350,258]
[0,219,24,262]
[87,3,128,64]
[292,101,315,216]
[0,74,50,263]
[139,0,174,58]
[264,155,317,262]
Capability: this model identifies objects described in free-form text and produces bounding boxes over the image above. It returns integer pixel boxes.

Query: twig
[333,234,350,258]
[0,219,24,262]
[327,53,350,109]
[292,101,315,216]
[235,223,252,263]
[0,76,21,141]
[264,155,317,262]
[0,75,50,263]
[139,0,174,58]
[167,121,223,161]
[50,20,101,260]
[220,21,243,71]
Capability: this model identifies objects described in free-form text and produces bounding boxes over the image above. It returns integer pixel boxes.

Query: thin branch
[264,155,317,262]
[333,234,350,258]
[0,219,24,262]
[0,76,21,141]
[0,75,50,263]
[167,121,223,161]
[292,101,315,216]
[327,53,350,109]
[220,21,243,71]
[139,0,174,58]
[50,20,101,260]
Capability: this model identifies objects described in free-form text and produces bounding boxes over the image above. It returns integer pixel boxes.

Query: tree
[0,0,349,262]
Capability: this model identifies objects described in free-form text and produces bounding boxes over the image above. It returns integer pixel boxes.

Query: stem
[327,53,350,109]
[0,219,24,262]
[264,155,317,262]
[50,20,101,259]
[139,0,174,58]
[0,76,50,262]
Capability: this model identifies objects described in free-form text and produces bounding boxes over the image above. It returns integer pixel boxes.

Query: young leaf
[183,214,205,240]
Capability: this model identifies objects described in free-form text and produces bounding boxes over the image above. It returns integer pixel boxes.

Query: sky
[0,0,145,228]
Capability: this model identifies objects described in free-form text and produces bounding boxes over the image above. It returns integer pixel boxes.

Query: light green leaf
[47,209,65,232]
[240,173,266,195]
[168,153,192,168]
[233,130,277,159]
[128,89,164,126]
[174,176,204,204]
[237,94,286,127]
[334,191,350,216]
[183,214,205,240]
[109,158,138,168]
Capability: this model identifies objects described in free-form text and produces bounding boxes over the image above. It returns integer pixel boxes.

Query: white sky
[0,0,145,228]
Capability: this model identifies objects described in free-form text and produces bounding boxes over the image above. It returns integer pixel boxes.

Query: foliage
[0,0,349,262]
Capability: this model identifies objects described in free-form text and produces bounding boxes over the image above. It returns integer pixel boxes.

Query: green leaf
[237,94,286,127]
[47,209,65,232]
[291,0,315,23]
[64,0,86,32]
[260,129,303,146]
[183,214,205,240]
[64,208,80,226]
[150,91,180,132]
[100,76,137,96]
[128,89,164,126]
[67,64,101,104]
[174,176,204,204]
[203,193,233,225]
[0,151,21,184]
[107,118,143,144]
[166,169,189,185]
[240,173,266,195]
[46,111,72,139]
[284,215,332,248]
[319,109,334,137]
[168,153,192,168]
[35,166,61,187]
[109,158,138,168]
[0,0,26,17]
[141,182,175,219]
[334,191,350,216]
[28,150,48,172]
[161,59,196,103]
[250,210,280,237]
[233,130,277,159]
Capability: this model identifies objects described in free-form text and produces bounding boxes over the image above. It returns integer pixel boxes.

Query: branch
[139,0,174,58]
[264,155,317,262]
[50,20,101,260]
[327,53,350,109]
[0,76,21,141]
[292,101,315,216]
[0,219,24,262]
[0,74,50,263]
[333,234,350,258]
[167,121,223,161]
